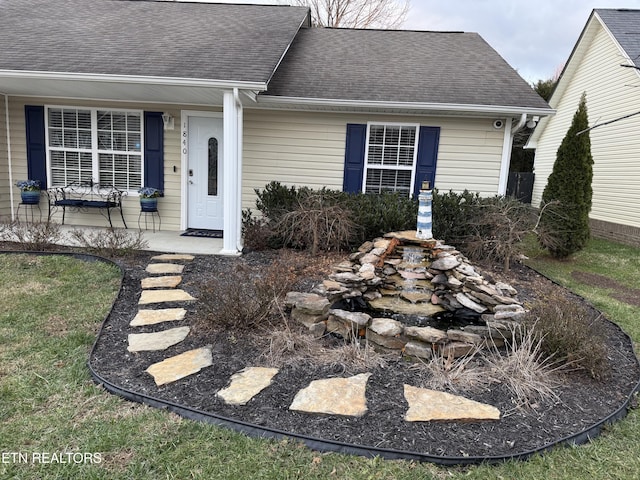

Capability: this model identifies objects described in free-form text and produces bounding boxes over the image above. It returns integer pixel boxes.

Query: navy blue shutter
[25,105,48,190]
[144,111,164,194]
[413,126,440,197]
[342,123,367,193]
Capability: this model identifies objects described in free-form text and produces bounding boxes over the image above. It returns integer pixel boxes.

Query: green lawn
[0,242,638,480]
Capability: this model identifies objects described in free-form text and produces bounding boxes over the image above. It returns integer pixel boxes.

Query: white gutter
[511,113,527,133]
[498,114,527,195]
[4,94,14,219]
[256,95,555,117]
[0,70,268,91]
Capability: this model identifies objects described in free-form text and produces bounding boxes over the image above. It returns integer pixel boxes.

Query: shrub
[274,191,357,255]
[0,220,62,250]
[524,291,609,379]
[432,189,482,244]
[342,191,418,243]
[246,182,419,251]
[464,196,537,271]
[241,209,274,251]
[198,253,299,331]
[69,227,149,257]
[254,181,303,222]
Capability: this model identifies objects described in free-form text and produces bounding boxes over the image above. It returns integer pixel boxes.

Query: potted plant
[15,180,41,205]
[138,187,162,212]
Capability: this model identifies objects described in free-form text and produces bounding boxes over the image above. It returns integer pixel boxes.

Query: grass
[1,239,639,479]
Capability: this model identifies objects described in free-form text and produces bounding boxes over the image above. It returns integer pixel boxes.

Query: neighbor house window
[47,107,143,190]
[363,123,419,195]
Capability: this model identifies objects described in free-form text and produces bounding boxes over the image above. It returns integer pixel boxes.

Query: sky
[184,0,640,84]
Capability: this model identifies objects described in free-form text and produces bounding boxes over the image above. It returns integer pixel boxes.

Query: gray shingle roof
[0,0,309,84]
[263,28,550,109]
[595,9,640,66]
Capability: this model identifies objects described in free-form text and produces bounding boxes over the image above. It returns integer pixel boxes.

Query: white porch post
[221,89,242,255]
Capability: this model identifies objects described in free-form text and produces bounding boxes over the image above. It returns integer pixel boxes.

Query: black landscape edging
[19,249,631,466]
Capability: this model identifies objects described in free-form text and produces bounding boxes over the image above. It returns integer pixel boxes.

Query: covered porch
[1,77,252,256]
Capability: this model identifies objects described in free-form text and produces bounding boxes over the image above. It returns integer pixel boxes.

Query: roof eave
[256,95,555,117]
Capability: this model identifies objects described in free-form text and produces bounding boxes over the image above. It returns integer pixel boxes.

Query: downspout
[498,113,526,195]
[233,88,243,252]
[4,94,15,219]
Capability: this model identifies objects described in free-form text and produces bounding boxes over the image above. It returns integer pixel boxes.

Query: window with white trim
[363,123,418,196]
[47,107,143,190]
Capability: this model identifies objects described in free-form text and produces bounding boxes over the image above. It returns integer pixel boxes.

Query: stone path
[127,253,502,423]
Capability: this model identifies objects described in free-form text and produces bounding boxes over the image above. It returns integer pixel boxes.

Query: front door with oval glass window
[187,116,223,230]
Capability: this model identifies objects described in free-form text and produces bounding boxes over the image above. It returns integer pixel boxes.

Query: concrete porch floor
[56,225,227,255]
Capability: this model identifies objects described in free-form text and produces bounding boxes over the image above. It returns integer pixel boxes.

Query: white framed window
[46,106,143,190]
[363,122,419,196]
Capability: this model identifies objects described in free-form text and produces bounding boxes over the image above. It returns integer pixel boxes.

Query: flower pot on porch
[20,190,41,205]
[140,197,158,212]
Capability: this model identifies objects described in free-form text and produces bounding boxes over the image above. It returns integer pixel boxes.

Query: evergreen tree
[538,92,593,258]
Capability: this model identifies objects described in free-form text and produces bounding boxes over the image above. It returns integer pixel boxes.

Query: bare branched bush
[274,192,356,256]
[69,227,149,257]
[199,254,299,331]
[464,196,536,271]
[0,220,62,250]
[484,326,564,407]
[525,292,609,379]
[241,209,274,251]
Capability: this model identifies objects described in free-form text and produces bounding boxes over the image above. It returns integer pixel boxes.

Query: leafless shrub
[199,254,299,331]
[69,227,148,257]
[274,192,356,255]
[524,292,609,379]
[484,325,564,407]
[464,197,537,271]
[0,220,62,250]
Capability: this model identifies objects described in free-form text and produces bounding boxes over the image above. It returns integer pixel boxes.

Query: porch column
[221,89,242,255]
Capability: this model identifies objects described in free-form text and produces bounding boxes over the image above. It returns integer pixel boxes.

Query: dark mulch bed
[46,247,640,460]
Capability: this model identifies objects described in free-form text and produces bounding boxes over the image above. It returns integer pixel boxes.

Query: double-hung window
[46,107,143,190]
[363,123,419,196]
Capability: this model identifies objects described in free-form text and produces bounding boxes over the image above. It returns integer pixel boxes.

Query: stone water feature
[285,230,527,359]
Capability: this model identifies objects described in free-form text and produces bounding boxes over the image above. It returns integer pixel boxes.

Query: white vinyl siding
[47,107,143,191]
[532,18,640,229]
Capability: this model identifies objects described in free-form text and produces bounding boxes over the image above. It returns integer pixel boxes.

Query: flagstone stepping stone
[403,384,501,422]
[217,367,279,405]
[146,263,185,275]
[139,289,195,305]
[151,254,195,262]
[127,326,190,352]
[290,373,371,417]
[130,308,187,326]
[146,346,213,386]
[141,275,182,289]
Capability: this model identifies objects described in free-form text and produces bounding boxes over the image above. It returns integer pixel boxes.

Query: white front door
[187,116,223,230]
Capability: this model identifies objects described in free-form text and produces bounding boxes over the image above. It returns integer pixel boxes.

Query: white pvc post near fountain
[416,181,433,240]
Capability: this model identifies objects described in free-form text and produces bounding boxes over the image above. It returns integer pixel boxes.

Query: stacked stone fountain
[285,230,527,359]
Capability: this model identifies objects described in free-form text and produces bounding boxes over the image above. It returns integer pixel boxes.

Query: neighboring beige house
[0,0,551,255]
[528,9,640,247]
